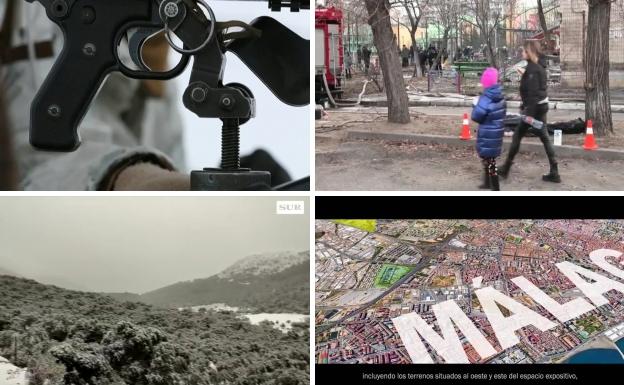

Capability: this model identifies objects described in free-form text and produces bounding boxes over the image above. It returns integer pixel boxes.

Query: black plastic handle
[227,17,310,107]
[29,0,163,151]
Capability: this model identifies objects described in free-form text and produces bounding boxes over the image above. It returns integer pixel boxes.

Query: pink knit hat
[480,67,499,89]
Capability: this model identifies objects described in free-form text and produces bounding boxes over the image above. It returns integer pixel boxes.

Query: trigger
[127,27,163,71]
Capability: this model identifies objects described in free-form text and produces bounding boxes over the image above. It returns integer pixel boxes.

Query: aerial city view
[315,219,624,364]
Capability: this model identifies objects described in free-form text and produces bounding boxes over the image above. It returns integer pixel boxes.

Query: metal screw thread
[221,119,240,170]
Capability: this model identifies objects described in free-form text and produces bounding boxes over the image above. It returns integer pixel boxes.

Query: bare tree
[343,0,372,53]
[536,0,552,51]
[585,0,614,136]
[463,0,508,67]
[430,0,462,70]
[364,0,410,123]
[393,0,430,77]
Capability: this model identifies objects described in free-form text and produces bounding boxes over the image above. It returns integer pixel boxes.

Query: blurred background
[0,0,310,190]
[174,1,310,179]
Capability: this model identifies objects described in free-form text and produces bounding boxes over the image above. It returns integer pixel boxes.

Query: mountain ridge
[108,250,310,313]
[217,250,309,279]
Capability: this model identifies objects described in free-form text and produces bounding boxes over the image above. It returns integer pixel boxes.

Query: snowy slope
[0,356,27,385]
[218,250,309,279]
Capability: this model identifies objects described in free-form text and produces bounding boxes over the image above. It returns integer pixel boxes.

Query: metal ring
[163,0,216,55]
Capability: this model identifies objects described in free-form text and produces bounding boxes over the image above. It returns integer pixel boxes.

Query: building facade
[559,0,624,87]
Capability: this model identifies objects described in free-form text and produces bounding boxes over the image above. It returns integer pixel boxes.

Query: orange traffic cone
[460,113,472,140]
[583,119,598,150]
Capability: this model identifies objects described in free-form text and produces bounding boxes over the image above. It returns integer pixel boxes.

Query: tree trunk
[585,0,613,136]
[432,30,450,71]
[536,0,551,52]
[484,36,497,68]
[411,33,422,78]
[364,0,410,124]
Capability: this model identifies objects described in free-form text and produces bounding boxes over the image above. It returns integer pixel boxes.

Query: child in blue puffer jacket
[471,67,506,191]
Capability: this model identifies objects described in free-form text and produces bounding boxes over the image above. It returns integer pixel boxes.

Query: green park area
[334,219,377,232]
[575,315,603,336]
[374,264,412,288]
[505,234,524,244]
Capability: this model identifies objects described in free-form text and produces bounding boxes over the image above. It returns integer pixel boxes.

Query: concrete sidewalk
[342,93,624,113]
[347,130,624,161]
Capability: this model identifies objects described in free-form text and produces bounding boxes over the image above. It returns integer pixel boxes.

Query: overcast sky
[0,197,309,293]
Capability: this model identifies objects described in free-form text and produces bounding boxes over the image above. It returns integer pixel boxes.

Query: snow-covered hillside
[218,250,309,279]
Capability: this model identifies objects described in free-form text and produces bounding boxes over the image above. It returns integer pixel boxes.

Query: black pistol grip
[30,39,115,151]
[30,0,157,152]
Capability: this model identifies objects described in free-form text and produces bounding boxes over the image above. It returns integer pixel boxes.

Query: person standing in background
[401,45,409,67]
[344,50,353,79]
[419,48,428,75]
[362,45,371,75]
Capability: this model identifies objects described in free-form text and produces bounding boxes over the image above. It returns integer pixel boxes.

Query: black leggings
[506,103,557,166]
[482,157,497,176]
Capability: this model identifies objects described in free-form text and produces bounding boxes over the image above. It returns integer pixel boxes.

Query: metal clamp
[160,0,216,54]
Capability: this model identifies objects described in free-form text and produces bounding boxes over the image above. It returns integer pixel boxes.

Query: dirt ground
[317,106,624,149]
[322,68,624,191]
[316,105,624,191]
[316,139,624,191]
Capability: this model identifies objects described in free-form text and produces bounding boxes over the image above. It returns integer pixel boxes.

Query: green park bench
[453,61,489,77]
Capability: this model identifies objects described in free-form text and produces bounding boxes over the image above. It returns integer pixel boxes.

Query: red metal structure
[532,27,561,55]
[315,6,344,101]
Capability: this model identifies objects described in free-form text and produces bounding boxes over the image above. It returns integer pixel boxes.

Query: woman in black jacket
[499,40,560,183]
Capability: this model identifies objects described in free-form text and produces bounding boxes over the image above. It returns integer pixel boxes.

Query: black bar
[315,196,624,219]
[316,363,616,384]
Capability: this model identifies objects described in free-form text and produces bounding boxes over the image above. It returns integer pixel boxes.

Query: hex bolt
[163,2,179,18]
[83,43,96,57]
[191,87,206,103]
[47,105,61,118]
